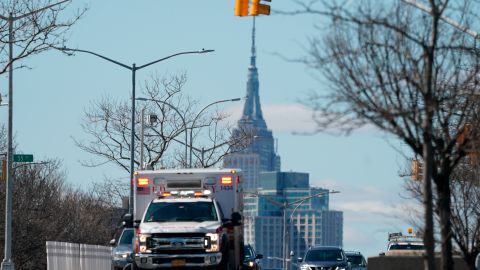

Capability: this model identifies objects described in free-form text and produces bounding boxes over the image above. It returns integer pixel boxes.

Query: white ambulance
[129,168,244,270]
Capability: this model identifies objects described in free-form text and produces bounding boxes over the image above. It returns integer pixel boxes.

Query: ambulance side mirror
[222,219,233,227]
[123,213,133,228]
[134,220,141,229]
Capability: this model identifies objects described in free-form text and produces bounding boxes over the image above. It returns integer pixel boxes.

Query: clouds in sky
[314,178,420,257]
[224,101,416,257]
[226,103,317,133]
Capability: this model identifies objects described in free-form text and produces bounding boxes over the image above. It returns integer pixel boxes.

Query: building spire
[240,17,266,129]
[250,17,256,67]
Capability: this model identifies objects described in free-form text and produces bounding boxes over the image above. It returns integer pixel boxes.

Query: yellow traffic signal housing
[235,0,249,16]
[250,0,271,16]
[411,159,423,181]
[1,160,6,181]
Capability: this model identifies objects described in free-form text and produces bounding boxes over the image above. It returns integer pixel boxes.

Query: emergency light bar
[157,190,212,198]
[221,176,232,185]
[138,178,149,186]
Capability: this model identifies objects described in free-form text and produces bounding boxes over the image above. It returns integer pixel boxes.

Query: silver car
[111,228,134,270]
[298,246,351,270]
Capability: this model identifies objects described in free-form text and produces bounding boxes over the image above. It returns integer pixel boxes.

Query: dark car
[110,228,134,270]
[298,246,351,270]
[242,244,263,270]
[344,251,367,270]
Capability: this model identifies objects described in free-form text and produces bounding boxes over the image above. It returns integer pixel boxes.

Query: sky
[0,0,419,259]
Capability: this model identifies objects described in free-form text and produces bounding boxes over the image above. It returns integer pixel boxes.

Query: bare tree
[0,0,86,74]
[450,162,480,270]
[74,72,247,172]
[0,159,118,270]
[280,1,480,269]
[0,125,118,270]
[404,154,480,270]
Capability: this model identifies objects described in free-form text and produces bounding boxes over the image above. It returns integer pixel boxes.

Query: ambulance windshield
[144,201,218,222]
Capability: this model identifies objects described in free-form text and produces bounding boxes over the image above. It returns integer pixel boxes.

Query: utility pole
[0,2,69,269]
[63,48,213,214]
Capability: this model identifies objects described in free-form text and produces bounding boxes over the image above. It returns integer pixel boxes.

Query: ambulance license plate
[171,259,186,267]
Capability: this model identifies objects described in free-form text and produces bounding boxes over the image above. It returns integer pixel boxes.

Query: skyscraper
[223,18,280,192]
[224,19,343,270]
[245,172,343,270]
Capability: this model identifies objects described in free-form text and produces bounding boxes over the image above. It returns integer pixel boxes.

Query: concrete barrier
[46,241,111,270]
[368,255,469,270]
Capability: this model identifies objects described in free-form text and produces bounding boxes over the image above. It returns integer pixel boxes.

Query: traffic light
[235,0,249,17]
[250,0,271,16]
[1,160,6,181]
[411,159,423,181]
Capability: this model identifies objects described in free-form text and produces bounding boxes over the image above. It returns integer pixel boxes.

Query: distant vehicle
[382,232,425,256]
[298,246,351,270]
[242,244,263,270]
[345,251,367,270]
[110,228,134,270]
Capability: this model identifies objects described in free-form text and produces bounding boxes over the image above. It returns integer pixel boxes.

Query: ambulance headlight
[139,234,148,242]
[136,233,151,253]
[205,233,220,252]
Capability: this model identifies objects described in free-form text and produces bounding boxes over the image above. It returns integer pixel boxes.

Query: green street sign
[13,154,33,162]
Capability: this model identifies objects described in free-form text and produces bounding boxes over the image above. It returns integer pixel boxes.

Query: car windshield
[144,201,218,222]
[119,229,134,245]
[244,246,254,260]
[389,244,425,250]
[305,249,344,262]
[346,255,365,266]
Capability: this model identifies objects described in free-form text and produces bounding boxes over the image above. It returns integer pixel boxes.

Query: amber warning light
[220,176,233,185]
[137,178,149,187]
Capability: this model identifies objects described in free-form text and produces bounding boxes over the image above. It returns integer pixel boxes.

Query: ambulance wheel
[219,239,229,270]
[128,262,140,270]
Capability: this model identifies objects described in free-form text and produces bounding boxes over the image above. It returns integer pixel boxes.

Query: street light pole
[282,201,288,270]
[285,191,340,270]
[401,0,480,39]
[63,48,213,215]
[245,190,339,270]
[136,97,188,167]
[188,98,241,168]
[0,2,69,269]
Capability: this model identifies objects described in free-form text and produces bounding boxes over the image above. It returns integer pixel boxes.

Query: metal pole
[282,201,287,270]
[184,127,188,168]
[2,14,14,270]
[129,65,136,215]
[188,98,241,168]
[140,108,145,170]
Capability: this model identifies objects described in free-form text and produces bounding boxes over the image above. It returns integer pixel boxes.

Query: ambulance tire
[129,262,140,270]
[219,237,229,270]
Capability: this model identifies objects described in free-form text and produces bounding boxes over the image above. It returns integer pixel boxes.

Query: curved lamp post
[286,190,340,270]
[188,98,241,167]
[136,97,188,167]
[62,47,213,215]
[137,97,241,168]
[245,190,340,270]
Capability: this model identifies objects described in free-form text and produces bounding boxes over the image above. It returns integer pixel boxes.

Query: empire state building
[223,18,280,192]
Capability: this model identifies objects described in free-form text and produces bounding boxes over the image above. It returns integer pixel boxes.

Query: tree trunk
[437,179,453,270]
[423,139,436,270]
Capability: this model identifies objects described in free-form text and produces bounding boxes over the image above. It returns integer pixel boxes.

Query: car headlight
[136,234,151,253]
[113,252,130,260]
[247,261,255,267]
[300,264,311,270]
[205,233,220,252]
